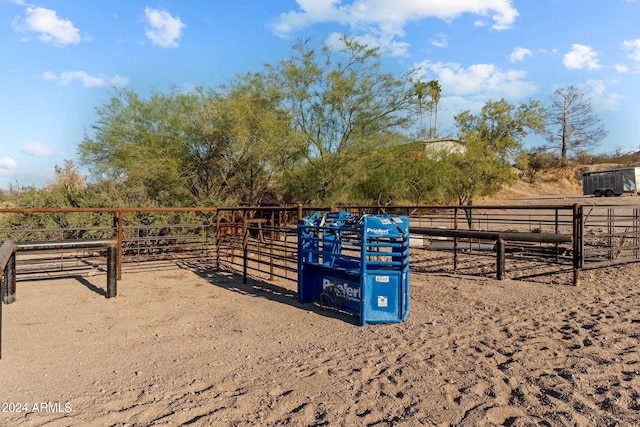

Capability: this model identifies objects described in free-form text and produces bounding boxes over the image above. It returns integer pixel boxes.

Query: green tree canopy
[79,87,207,205]
[75,37,548,209]
[78,83,291,206]
[78,36,417,206]
[265,36,415,204]
[449,99,545,205]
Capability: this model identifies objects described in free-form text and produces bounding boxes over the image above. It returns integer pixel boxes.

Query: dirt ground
[1,253,639,426]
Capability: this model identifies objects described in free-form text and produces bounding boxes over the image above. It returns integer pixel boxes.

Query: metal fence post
[573,203,582,286]
[1,251,15,305]
[215,209,221,271]
[0,271,6,359]
[496,237,506,280]
[243,245,248,285]
[453,207,459,272]
[116,211,123,281]
[7,253,15,303]
[1,267,6,305]
[106,245,117,298]
[1,269,3,359]
[0,245,17,360]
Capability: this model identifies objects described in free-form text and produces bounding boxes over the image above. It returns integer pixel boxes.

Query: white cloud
[272,0,518,56]
[0,156,17,170]
[21,141,52,156]
[584,80,623,111]
[43,71,129,87]
[0,166,56,189]
[413,60,538,99]
[510,46,532,62]
[109,75,129,86]
[563,44,602,70]
[271,0,345,36]
[615,64,630,73]
[431,33,448,48]
[622,39,640,65]
[325,31,410,57]
[143,7,186,48]
[15,7,81,46]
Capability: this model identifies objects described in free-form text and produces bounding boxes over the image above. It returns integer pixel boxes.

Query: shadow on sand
[179,260,359,325]
[17,273,108,297]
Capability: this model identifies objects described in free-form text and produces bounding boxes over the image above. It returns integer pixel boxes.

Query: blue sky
[1,0,640,189]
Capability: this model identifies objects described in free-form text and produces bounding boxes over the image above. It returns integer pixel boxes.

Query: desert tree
[79,36,417,206]
[78,83,290,206]
[78,87,208,205]
[265,35,415,204]
[519,147,560,184]
[449,99,545,207]
[544,86,607,164]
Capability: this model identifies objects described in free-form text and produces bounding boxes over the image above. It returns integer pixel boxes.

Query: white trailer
[582,167,640,197]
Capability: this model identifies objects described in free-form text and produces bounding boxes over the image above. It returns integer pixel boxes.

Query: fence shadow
[16,273,108,297]
[74,275,108,297]
[179,260,359,325]
[410,246,575,285]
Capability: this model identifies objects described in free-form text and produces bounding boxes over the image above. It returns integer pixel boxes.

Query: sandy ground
[0,256,639,426]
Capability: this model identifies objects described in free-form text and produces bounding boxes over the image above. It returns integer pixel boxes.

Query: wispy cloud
[43,71,129,87]
[563,44,602,70]
[143,7,186,48]
[14,7,82,46]
[0,156,17,170]
[272,0,518,56]
[622,39,640,68]
[613,39,640,73]
[584,80,623,111]
[21,141,52,156]
[414,60,537,100]
[510,46,532,62]
[431,33,448,48]
[615,64,630,73]
[325,31,410,57]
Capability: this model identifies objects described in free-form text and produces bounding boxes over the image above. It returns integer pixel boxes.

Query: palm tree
[414,81,428,136]
[427,80,441,139]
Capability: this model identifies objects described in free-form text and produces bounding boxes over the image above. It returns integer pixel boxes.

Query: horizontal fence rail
[328,205,576,282]
[0,203,640,287]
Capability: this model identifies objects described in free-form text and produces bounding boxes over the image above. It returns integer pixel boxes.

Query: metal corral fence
[578,204,640,269]
[214,205,303,283]
[1,203,640,287]
[0,207,218,281]
[3,202,640,360]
